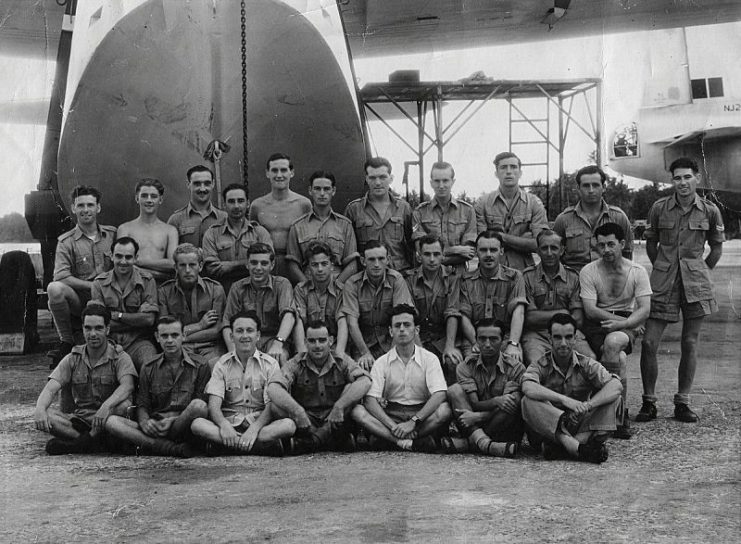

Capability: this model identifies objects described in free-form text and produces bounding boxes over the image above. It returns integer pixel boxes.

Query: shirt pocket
[356,219,378,243]
[179,225,197,238]
[71,375,93,406]
[216,240,233,261]
[530,283,550,309]
[93,374,117,401]
[387,216,405,239]
[565,227,589,254]
[658,219,676,245]
[124,290,143,313]
[511,214,530,234]
[75,255,95,279]
[224,378,243,405]
[486,213,505,231]
[448,218,470,243]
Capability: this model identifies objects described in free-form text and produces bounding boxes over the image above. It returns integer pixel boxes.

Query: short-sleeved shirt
[205,350,280,424]
[455,266,528,325]
[293,277,344,338]
[456,353,525,401]
[285,209,359,270]
[367,346,448,405]
[222,275,294,339]
[412,197,477,249]
[553,200,634,271]
[405,266,460,344]
[580,260,652,313]
[158,277,226,348]
[340,269,414,352]
[91,268,159,349]
[522,350,616,402]
[270,352,369,414]
[49,342,137,420]
[136,352,211,416]
[344,192,413,271]
[167,203,228,247]
[523,263,582,333]
[474,188,548,270]
[202,219,272,279]
[53,224,117,283]
[644,194,725,303]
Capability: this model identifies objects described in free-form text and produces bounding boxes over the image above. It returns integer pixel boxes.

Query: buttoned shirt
[344,192,413,271]
[285,209,359,270]
[271,352,369,414]
[167,203,228,247]
[455,266,528,325]
[474,188,548,270]
[367,346,447,405]
[206,350,280,424]
[91,268,159,349]
[293,277,343,338]
[412,197,477,249]
[553,200,634,271]
[222,275,295,339]
[53,224,117,282]
[456,353,525,402]
[645,194,725,303]
[136,351,211,416]
[523,263,582,333]
[405,266,460,344]
[202,219,272,281]
[340,269,414,352]
[49,342,137,420]
[523,351,616,402]
[158,276,225,348]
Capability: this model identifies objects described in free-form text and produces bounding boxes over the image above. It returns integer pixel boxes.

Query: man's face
[306,326,332,362]
[495,157,522,190]
[135,186,162,214]
[247,252,274,283]
[266,159,294,191]
[175,252,202,287]
[419,241,443,273]
[224,188,248,222]
[430,167,455,201]
[365,166,392,198]
[363,246,388,281]
[307,252,332,284]
[72,195,100,226]
[537,234,564,269]
[390,312,418,347]
[309,177,335,208]
[577,173,605,206]
[476,237,502,272]
[82,314,108,350]
[156,322,184,356]
[671,167,700,199]
[231,317,260,355]
[112,242,137,276]
[188,171,214,206]
[595,233,623,263]
[550,322,576,360]
[476,325,503,360]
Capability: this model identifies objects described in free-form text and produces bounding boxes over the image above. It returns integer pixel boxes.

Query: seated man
[191,311,296,455]
[222,243,296,365]
[351,304,451,452]
[158,243,226,366]
[105,316,210,457]
[34,304,136,455]
[90,236,158,371]
[521,314,623,464]
[446,319,524,457]
[267,319,371,453]
[580,222,651,438]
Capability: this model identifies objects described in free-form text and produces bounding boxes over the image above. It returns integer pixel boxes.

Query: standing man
[638,158,724,423]
[117,178,178,282]
[474,152,548,270]
[47,185,116,364]
[249,153,312,279]
[351,305,451,452]
[105,316,210,457]
[167,165,227,247]
[286,170,359,284]
[412,161,477,271]
[344,157,414,273]
[553,165,633,271]
[202,183,272,293]
[90,236,159,371]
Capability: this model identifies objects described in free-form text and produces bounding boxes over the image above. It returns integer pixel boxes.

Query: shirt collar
[536,262,567,283]
[76,341,118,368]
[361,270,391,289]
[72,224,102,241]
[298,352,341,374]
[472,266,506,281]
[308,208,339,222]
[494,188,526,204]
[187,202,217,217]
[430,196,459,210]
[474,354,506,376]
[220,218,253,235]
[243,274,275,290]
[575,199,610,218]
[226,349,270,372]
[389,346,424,368]
[98,266,147,287]
[668,193,703,210]
[175,275,207,295]
[154,351,198,369]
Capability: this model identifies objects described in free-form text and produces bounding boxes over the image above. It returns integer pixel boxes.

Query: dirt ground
[1,244,740,543]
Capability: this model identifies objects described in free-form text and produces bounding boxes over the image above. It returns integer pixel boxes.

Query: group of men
[35,152,724,463]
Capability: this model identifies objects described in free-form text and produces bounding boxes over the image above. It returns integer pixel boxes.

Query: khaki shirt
[553,200,633,271]
[523,263,582,334]
[455,266,528,325]
[53,224,117,282]
[645,194,724,303]
[474,189,548,270]
[158,277,226,348]
[222,275,294,340]
[523,351,616,402]
[136,351,211,416]
[285,209,359,270]
[202,219,272,280]
[293,277,343,338]
[167,203,227,247]
[344,192,413,271]
[456,353,525,402]
[412,196,477,248]
[405,266,460,345]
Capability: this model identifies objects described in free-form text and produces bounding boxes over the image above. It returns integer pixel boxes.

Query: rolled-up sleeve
[367,358,386,399]
[425,356,448,394]
[455,361,477,395]
[205,363,227,399]
[340,280,360,319]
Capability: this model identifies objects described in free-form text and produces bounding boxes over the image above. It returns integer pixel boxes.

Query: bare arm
[60,276,93,292]
[363,395,397,430]
[33,379,63,431]
[501,232,537,253]
[525,308,570,330]
[110,311,155,331]
[334,317,349,356]
[287,261,307,285]
[92,375,135,435]
[337,260,358,283]
[706,241,723,270]
[266,383,309,425]
[646,240,658,264]
[414,390,447,422]
[332,376,371,413]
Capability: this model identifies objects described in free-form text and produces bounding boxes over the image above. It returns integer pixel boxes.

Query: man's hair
[222,183,247,203]
[246,242,275,261]
[364,156,392,174]
[493,151,521,168]
[474,318,507,335]
[135,178,165,196]
[309,170,336,188]
[305,319,331,335]
[418,233,444,251]
[266,152,293,170]
[430,161,455,179]
[476,230,504,248]
[113,236,140,254]
[669,157,699,175]
[575,165,607,186]
[305,240,335,263]
[390,303,419,325]
[548,312,577,333]
[363,239,389,256]
[70,185,102,204]
[230,310,261,330]
[173,243,203,264]
[82,303,111,326]
[186,165,214,182]
[536,228,563,247]
[594,222,625,241]
[156,315,183,330]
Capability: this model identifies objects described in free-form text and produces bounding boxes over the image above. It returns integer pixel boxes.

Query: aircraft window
[612,123,639,158]
[708,77,724,98]
[691,77,724,100]
[691,79,708,99]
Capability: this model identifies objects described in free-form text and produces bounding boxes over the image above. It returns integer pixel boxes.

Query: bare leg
[676,316,705,403]
[640,318,668,401]
[168,400,208,438]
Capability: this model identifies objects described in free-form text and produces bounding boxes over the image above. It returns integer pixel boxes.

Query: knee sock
[49,299,75,344]
[469,428,509,456]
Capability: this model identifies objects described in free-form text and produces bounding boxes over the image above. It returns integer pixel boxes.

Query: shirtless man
[249,153,312,280]
[118,178,178,283]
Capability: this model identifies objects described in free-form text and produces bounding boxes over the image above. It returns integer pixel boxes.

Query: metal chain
[240,0,249,196]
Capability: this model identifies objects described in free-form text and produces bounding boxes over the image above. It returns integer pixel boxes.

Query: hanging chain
[240,0,249,196]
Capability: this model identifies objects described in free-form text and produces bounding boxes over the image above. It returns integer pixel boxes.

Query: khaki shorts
[650,276,716,322]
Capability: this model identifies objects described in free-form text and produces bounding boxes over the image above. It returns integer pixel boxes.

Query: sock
[48,299,74,344]
[396,439,413,451]
[469,429,508,456]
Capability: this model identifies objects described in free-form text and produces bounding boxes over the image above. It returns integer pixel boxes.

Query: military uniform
[404,266,461,354]
[455,266,528,326]
[167,203,227,247]
[137,351,211,418]
[293,277,344,339]
[285,209,359,273]
[412,197,477,270]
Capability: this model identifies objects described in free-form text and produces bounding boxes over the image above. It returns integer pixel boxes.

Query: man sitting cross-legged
[351,304,451,452]
[105,316,210,458]
[267,320,371,454]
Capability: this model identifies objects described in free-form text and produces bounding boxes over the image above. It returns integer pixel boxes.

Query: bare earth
[1,244,740,543]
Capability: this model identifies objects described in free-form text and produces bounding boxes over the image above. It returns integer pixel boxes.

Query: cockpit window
[612,123,639,158]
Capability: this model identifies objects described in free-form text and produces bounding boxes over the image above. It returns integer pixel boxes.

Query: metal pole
[417,100,426,201]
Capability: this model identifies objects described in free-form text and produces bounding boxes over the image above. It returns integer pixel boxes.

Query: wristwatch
[411,415,421,426]
[506,340,520,347]
[275,336,286,344]
[117,311,123,320]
